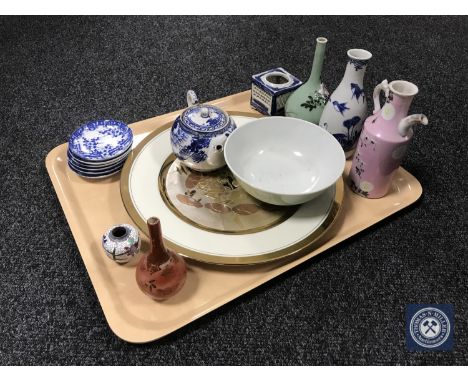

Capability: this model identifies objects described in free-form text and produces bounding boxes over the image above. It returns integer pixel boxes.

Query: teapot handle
[187,90,199,107]
[372,79,390,114]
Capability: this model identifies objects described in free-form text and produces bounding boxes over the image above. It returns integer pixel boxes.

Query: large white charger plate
[121,113,344,265]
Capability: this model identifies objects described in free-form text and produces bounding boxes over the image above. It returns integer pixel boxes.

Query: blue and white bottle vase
[319,49,372,158]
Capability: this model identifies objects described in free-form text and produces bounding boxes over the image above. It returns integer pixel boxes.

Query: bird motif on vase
[350,83,365,103]
[332,100,350,115]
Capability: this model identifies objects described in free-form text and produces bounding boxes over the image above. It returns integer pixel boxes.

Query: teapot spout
[398,113,428,137]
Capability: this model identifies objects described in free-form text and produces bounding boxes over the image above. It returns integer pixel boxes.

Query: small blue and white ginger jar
[170,91,237,172]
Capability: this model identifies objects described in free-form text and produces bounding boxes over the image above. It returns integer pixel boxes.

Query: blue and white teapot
[170,90,237,172]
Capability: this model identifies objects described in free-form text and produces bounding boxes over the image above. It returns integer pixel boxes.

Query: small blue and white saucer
[68,120,133,161]
[68,157,126,174]
[67,147,130,168]
[67,119,133,179]
[67,161,124,178]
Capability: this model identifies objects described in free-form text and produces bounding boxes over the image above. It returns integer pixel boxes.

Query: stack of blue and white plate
[67,120,133,178]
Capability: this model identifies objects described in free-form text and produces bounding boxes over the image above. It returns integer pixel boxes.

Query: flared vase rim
[347,48,372,61]
[389,80,419,97]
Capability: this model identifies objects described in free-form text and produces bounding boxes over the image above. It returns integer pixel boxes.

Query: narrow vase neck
[147,218,170,264]
[307,38,327,87]
[390,93,414,118]
[341,61,367,86]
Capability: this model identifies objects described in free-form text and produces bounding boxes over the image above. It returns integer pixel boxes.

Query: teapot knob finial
[201,107,210,118]
[187,90,199,107]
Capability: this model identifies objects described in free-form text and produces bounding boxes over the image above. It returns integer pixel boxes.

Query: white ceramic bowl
[224,116,345,205]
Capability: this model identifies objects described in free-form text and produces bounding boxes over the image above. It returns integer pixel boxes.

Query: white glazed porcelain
[67,120,133,178]
[224,117,345,205]
[319,48,372,158]
[124,116,338,263]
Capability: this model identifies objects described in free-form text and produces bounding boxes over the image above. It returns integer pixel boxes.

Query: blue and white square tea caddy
[170,91,237,172]
[251,67,302,115]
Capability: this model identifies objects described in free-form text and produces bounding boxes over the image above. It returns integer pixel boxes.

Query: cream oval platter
[121,113,344,265]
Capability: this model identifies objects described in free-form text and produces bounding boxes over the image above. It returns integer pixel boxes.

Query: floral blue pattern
[350,83,365,103]
[170,118,190,147]
[181,105,228,133]
[332,115,362,150]
[170,101,237,171]
[348,58,368,71]
[171,119,212,164]
[68,120,133,161]
[67,151,126,169]
[319,50,371,155]
[178,137,211,163]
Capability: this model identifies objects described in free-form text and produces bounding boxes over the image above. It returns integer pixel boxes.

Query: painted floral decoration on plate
[159,159,296,234]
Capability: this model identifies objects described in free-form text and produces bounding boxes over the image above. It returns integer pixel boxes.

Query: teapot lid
[181,104,229,133]
[180,90,230,133]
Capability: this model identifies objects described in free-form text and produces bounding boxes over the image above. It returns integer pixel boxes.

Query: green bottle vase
[285,37,329,124]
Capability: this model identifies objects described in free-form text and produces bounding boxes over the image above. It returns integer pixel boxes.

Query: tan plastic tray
[45,90,423,343]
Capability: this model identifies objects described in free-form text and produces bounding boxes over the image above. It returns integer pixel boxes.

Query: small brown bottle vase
[135,217,187,300]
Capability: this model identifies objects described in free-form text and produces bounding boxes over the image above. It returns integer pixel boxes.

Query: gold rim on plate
[120,112,344,265]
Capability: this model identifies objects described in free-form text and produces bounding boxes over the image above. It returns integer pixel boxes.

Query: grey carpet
[0,16,466,365]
